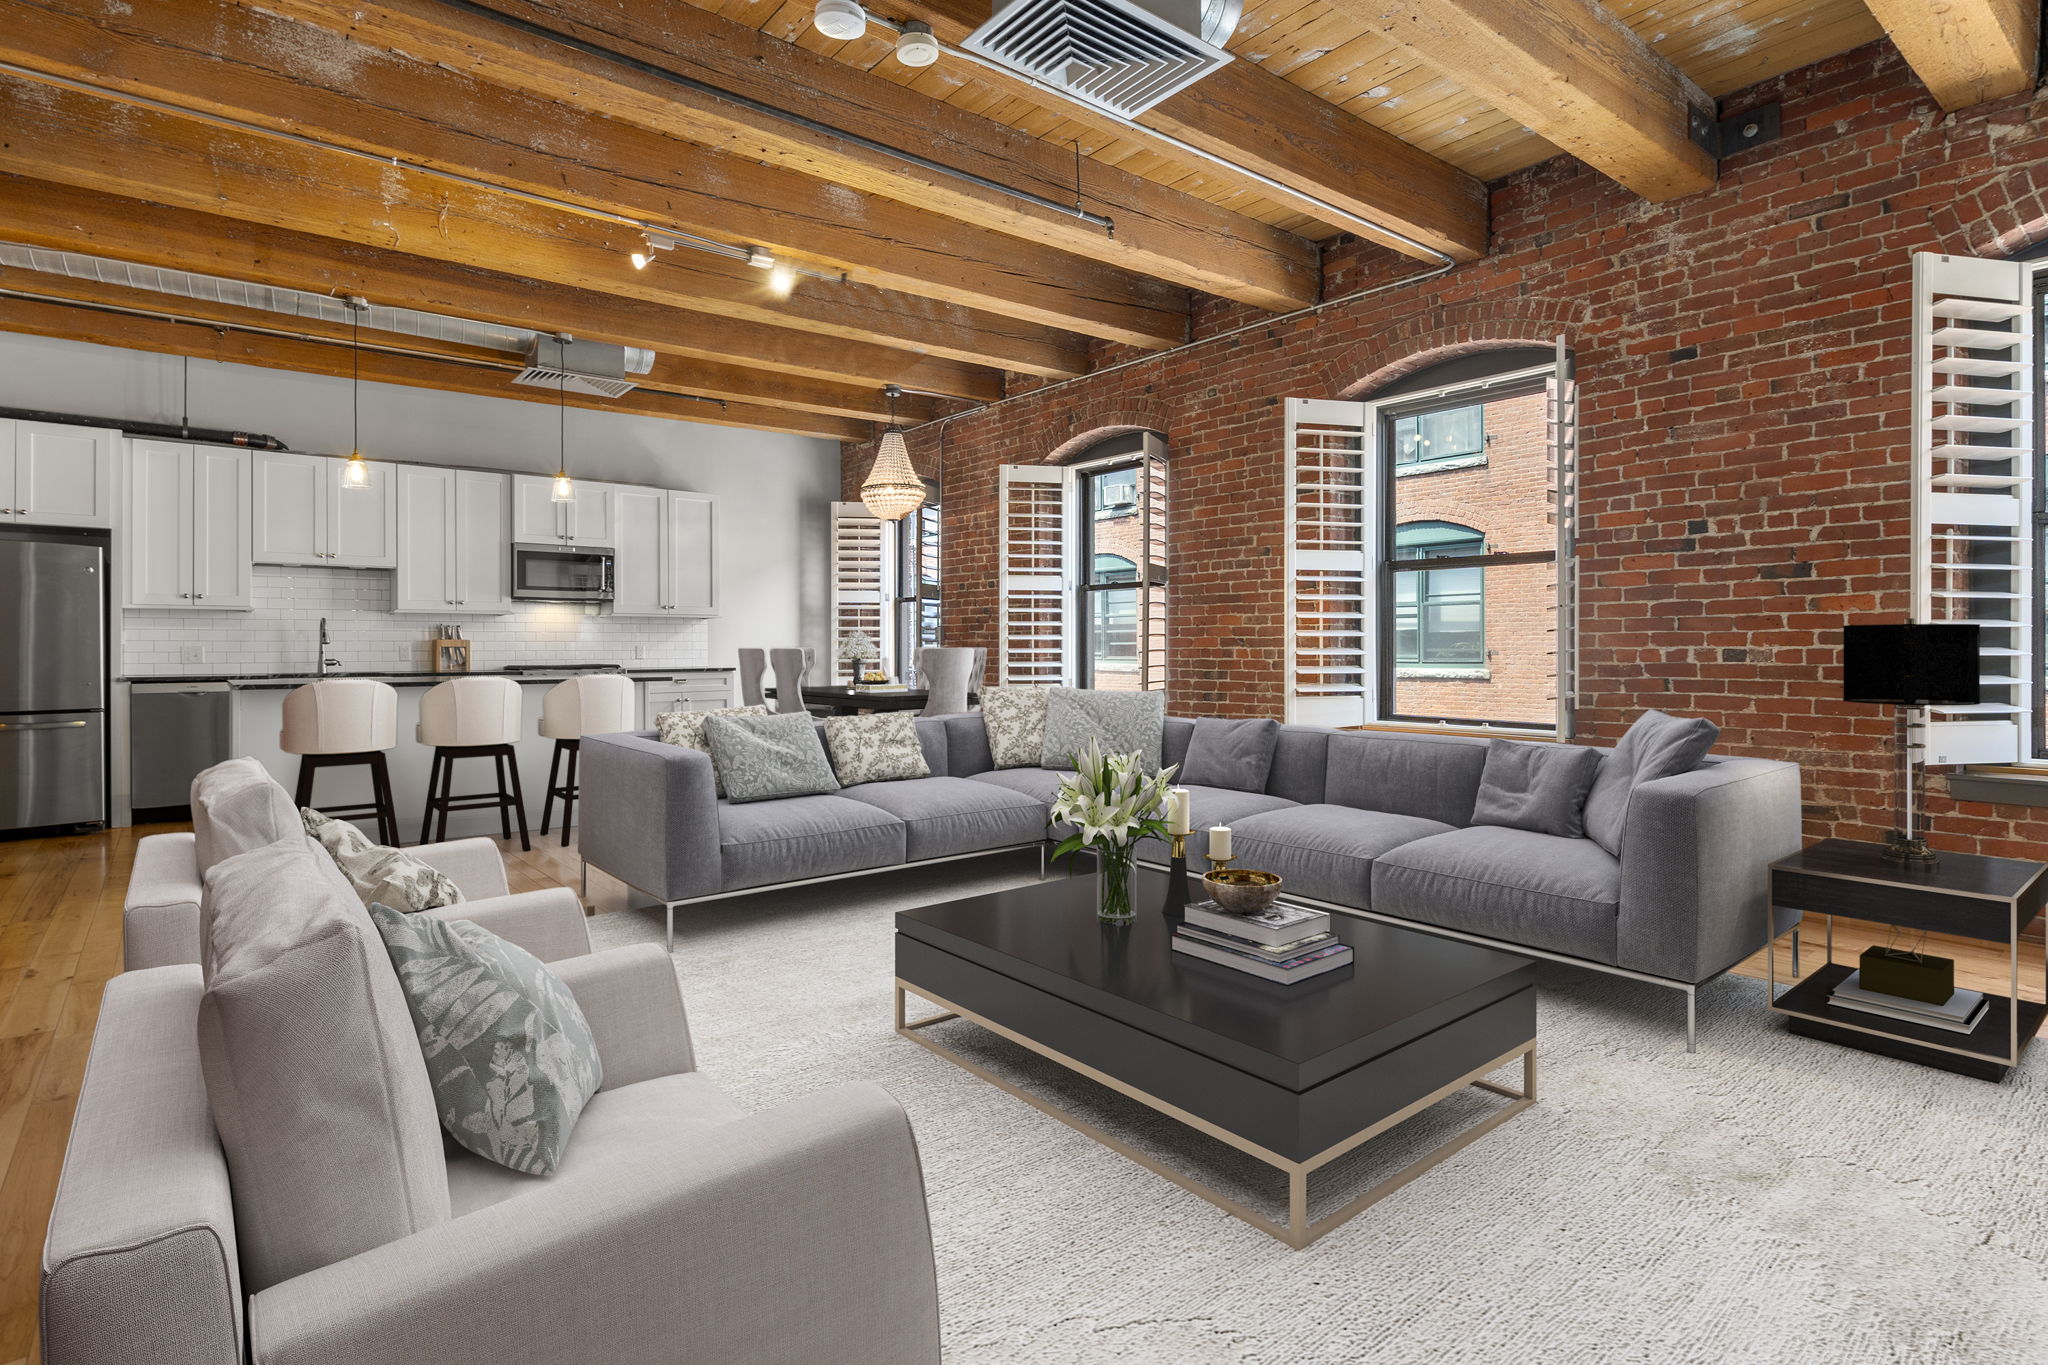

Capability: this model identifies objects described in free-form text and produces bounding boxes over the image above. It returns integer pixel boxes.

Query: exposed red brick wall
[845,41,2048,854]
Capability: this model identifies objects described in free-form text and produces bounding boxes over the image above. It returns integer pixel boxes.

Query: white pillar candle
[1207,825,1232,860]
[1167,788,1191,836]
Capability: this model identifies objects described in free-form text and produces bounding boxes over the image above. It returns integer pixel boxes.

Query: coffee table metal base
[895,981,1537,1250]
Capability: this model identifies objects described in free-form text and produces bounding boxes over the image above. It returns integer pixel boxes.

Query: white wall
[0,331,842,666]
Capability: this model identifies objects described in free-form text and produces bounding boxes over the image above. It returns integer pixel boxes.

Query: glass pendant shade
[341,450,371,489]
[860,430,925,521]
[551,470,575,503]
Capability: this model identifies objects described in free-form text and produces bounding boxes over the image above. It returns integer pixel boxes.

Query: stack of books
[1829,970,1987,1034]
[1173,900,1353,984]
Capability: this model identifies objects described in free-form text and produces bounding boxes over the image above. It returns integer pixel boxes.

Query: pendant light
[341,299,371,490]
[860,385,925,521]
[551,365,574,503]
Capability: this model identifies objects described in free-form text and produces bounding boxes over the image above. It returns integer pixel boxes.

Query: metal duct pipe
[0,404,287,450]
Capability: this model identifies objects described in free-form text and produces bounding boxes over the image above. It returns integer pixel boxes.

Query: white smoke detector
[896,20,940,67]
[813,0,867,40]
[964,0,1239,118]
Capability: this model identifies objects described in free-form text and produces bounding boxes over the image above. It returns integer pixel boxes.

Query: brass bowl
[1202,868,1283,916]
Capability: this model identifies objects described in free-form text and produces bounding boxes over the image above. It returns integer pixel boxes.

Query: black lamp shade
[1842,624,1981,706]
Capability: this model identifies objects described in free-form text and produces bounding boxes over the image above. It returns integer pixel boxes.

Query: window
[1393,522,1485,666]
[1393,405,1484,467]
[893,493,941,668]
[995,432,1167,690]
[1078,462,1145,689]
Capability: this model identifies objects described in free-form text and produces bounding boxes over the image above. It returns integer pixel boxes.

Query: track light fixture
[813,0,867,40]
[895,20,939,67]
[630,231,678,270]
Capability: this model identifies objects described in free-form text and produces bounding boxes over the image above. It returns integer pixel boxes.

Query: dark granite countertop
[122,666,732,690]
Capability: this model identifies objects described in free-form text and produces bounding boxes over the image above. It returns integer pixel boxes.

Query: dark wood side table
[1766,838,2048,1080]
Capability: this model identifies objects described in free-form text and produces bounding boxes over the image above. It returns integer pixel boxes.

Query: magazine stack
[1173,900,1353,984]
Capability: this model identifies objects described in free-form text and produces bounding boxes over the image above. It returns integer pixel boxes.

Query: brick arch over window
[1044,420,1171,466]
[1316,296,1586,400]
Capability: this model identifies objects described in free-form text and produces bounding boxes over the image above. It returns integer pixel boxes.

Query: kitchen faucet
[318,617,340,677]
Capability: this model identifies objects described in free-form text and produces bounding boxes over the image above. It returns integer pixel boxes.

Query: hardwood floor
[0,822,2033,1364]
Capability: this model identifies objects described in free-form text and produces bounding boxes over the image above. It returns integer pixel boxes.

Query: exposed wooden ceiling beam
[1863,0,2041,110]
[0,174,1001,403]
[257,0,1322,309]
[0,0,1189,350]
[0,267,933,426]
[1323,0,1718,201]
[868,0,1486,262]
[0,292,868,441]
[0,76,1088,380]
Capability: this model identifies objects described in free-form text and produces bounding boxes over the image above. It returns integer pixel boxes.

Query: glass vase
[1095,841,1136,924]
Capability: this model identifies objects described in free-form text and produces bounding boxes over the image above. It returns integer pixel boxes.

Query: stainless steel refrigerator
[0,528,108,832]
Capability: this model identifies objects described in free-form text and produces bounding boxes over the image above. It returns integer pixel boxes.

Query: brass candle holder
[1163,831,1191,915]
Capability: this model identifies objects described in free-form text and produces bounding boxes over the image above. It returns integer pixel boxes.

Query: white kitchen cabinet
[124,440,253,610]
[509,475,615,547]
[395,465,510,614]
[253,450,397,568]
[0,419,118,528]
[639,674,732,727]
[612,489,717,619]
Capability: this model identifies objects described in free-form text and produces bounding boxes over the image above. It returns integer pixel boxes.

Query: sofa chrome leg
[1039,843,1047,880]
[665,902,676,953]
[580,859,589,900]
[1685,989,1697,1054]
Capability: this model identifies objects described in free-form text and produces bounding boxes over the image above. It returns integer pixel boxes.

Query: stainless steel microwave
[511,543,614,602]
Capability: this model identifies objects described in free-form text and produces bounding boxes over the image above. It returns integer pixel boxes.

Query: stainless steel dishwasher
[129,681,232,819]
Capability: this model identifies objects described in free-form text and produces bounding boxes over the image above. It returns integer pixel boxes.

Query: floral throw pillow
[369,903,602,1176]
[302,807,464,911]
[824,711,931,786]
[982,686,1052,769]
[1040,688,1167,774]
[656,704,770,797]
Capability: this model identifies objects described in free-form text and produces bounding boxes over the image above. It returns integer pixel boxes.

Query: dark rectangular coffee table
[894,867,1537,1248]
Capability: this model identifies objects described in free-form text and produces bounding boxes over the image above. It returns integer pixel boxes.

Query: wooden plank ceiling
[0,0,2028,440]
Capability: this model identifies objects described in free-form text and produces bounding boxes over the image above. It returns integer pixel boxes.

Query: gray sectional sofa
[580,713,1803,1046]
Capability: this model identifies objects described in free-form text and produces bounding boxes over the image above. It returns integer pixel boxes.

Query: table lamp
[1842,623,1979,865]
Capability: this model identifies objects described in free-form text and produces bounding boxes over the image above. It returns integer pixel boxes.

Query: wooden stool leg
[492,750,514,840]
[559,741,579,847]
[294,756,317,811]
[369,752,398,847]
[419,750,443,845]
[540,741,563,836]
[502,744,531,852]
[435,749,457,844]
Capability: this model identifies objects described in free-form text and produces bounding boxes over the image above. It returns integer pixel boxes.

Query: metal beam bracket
[1714,103,1781,158]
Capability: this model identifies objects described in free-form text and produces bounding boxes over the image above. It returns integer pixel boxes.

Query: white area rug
[586,854,2048,1365]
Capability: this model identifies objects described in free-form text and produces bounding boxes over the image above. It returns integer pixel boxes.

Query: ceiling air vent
[963,0,1240,120]
[513,337,641,399]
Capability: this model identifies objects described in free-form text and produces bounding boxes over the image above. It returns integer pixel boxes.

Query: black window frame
[891,481,941,673]
[1378,374,1559,730]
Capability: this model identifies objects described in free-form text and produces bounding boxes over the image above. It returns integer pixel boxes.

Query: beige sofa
[44,759,941,1365]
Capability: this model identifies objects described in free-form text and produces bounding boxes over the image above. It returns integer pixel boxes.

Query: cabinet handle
[195,593,206,600]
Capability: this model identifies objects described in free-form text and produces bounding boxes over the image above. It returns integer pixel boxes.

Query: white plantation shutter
[998,464,1075,685]
[1548,337,1579,738]
[1284,398,1378,725]
[1910,252,2036,766]
[830,501,893,682]
[1137,435,1168,690]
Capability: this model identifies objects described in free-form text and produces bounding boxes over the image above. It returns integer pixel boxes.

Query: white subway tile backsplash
[121,565,709,676]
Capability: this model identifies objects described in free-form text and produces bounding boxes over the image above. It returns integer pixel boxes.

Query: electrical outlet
[633,645,648,660]
[179,643,206,665]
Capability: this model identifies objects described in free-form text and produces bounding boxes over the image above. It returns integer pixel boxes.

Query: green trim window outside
[1393,520,1485,666]
[1394,404,1484,467]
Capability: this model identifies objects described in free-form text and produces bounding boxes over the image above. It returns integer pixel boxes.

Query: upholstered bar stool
[538,673,636,847]
[736,647,769,708]
[417,676,530,850]
[279,679,400,844]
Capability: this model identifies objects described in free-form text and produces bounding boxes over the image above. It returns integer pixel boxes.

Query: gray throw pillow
[982,686,1052,769]
[1040,687,1166,773]
[1582,710,1721,857]
[1470,740,1603,839]
[1179,717,1280,793]
[702,710,842,802]
[369,903,602,1176]
[824,711,931,785]
[303,808,464,911]
[656,704,771,797]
